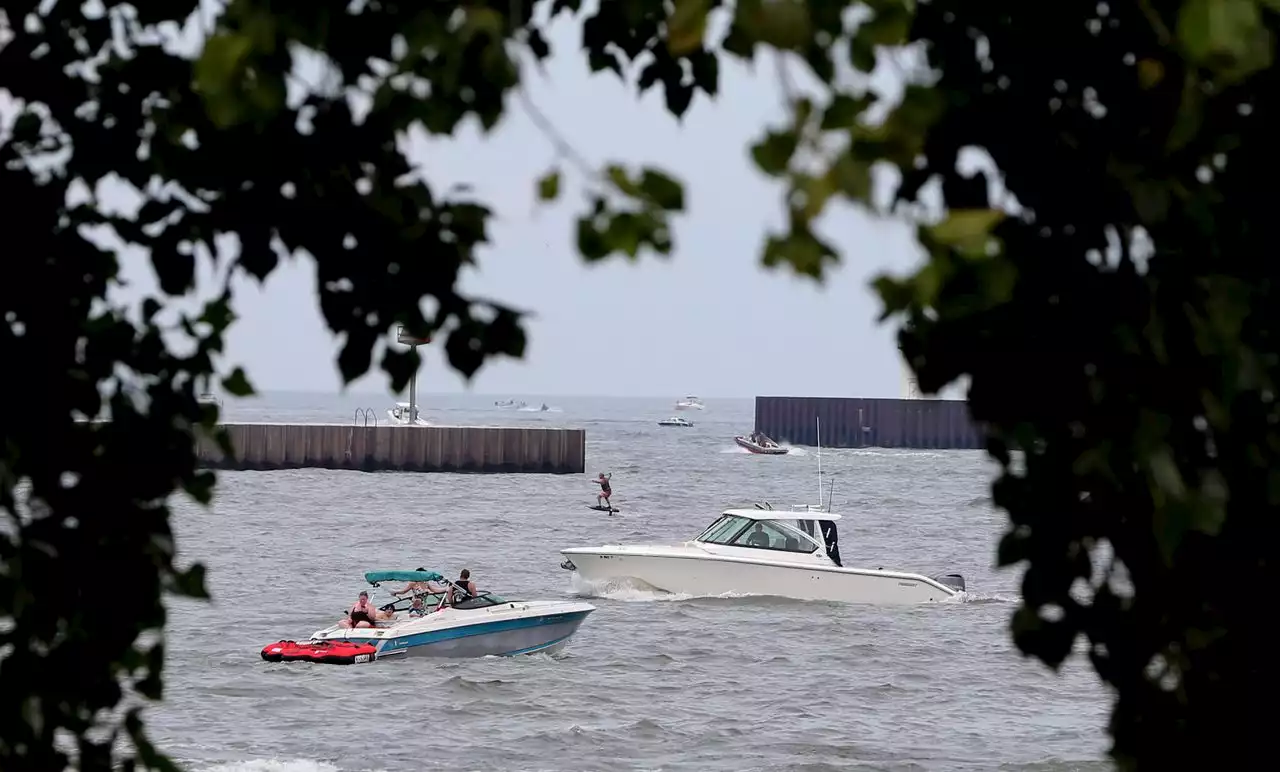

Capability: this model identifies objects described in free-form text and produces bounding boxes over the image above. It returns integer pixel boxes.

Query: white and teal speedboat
[305,569,594,661]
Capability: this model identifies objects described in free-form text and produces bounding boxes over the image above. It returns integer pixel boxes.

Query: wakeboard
[587,505,620,513]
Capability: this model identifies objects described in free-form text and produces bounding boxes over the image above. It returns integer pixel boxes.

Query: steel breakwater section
[754,396,985,450]
[196,423,586,473]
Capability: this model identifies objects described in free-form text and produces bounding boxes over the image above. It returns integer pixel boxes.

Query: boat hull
[314,605,594,660]
[734,436,789,454]
[561,550,958,604]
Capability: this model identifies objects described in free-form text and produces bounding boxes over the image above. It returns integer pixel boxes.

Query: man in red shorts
[594,472,613,509]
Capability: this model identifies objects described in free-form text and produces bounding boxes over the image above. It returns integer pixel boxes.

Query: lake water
[148,392,1112,772]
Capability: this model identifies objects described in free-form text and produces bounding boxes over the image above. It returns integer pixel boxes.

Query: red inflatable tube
[260,639,378,665]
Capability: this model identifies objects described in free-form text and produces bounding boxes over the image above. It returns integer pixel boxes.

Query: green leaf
[193,32,253,128]
[820,93,873,130]
[638,168,685,211]
[220,367,254,397]
[824,154,873,202]
[926,209,1006,254]
[856,3,914,48]
[746,0,812,51]
[1177,0,1273,80]
[760,223,838,279]
[667,0,711,56]
[750,129,799,176]
[605,164,638,196]
[537,169,561,202]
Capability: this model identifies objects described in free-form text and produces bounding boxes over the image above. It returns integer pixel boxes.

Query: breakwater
[755,396,984,450]
[196,423,585,473]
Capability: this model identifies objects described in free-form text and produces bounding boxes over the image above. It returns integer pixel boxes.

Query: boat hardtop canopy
[720,507,843,522]
[364,569,445,585]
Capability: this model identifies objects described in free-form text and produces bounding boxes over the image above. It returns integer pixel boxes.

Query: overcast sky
[98,9,959,400]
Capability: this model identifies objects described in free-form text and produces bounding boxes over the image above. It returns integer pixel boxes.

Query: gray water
[150,393,1112,772]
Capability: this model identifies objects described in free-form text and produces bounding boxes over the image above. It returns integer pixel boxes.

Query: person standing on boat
[594,472,613,509]
[389,567,446,599]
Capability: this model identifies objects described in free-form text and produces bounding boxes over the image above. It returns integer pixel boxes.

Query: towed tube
[261,639,378,665]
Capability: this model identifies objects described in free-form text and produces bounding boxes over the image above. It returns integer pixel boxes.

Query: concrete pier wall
[197,423,586,473]
[755,396,985,450]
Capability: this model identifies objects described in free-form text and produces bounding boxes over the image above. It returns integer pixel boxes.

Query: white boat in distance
[560,507,965,604]
[675,396,704,410]
[387,402,429,426]
[658,416,694,427]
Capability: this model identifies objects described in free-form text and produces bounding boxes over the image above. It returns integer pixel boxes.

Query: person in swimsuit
[390,567,446,598]
[343,590,378,628]
[594,472,612,508]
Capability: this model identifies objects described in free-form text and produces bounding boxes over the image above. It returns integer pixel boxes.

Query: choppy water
[150,393,1112,772]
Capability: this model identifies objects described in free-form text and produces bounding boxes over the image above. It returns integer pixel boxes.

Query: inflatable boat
[261,639,377,665]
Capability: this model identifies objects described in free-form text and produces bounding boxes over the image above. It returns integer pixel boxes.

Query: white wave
[567,574,757,603]
[949,590,1020,604]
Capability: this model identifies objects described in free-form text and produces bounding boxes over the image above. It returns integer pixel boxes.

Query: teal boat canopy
[364,569,445,585]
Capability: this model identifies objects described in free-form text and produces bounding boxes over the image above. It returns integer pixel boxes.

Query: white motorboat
[560,507,965,604]
[674,396,705,410]
[263,570,595,663]
[658,416,694,427]
[387,402,429,426]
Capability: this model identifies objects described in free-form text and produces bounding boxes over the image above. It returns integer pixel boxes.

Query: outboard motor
[933,573,966,593]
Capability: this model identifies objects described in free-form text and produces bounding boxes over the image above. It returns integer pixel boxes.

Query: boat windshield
[696,515,752,543]
[450,592,509,610]
[697,516,819,554]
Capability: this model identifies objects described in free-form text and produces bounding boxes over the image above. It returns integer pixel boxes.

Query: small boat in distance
[658,416,694,427]
[262,569,595,663]
[387,402,428,426]
[675,396,705,410]
[494,399,526,409]
[734,432,789,455]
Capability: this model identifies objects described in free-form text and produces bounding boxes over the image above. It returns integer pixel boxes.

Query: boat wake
[190,760,386,772]
[951,590,1020,604]
[567,575,760,603]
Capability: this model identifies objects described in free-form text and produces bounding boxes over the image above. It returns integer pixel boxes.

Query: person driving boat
[443,569,479,607]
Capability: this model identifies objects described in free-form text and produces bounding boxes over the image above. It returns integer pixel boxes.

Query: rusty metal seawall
[754,396,985,449]
[196,423,586,473]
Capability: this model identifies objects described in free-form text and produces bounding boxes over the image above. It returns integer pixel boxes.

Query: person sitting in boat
[408,594,428,617]
[342,591,380,628]
[594,472,612,508]
[446,569,479,607]
[744,523,772,547]
[389,567,446,599]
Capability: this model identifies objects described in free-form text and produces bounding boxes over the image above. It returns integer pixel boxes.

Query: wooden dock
[196,423,586,474]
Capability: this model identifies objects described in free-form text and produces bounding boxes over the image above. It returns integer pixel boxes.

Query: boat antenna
[816,415,823,510]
